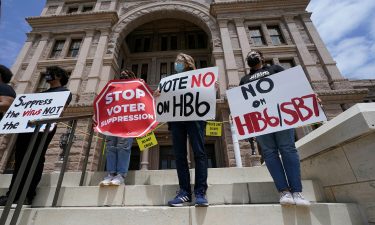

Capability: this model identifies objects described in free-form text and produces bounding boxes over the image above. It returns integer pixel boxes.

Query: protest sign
[156,67,218,122]
[94,79,158,138]
[206,121,222,136]
[226,66,327,140]
[136,131,158,151]
[0,91,70,134]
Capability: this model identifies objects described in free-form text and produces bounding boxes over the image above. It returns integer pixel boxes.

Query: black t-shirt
[0,83,17,120]
[239,65,284,85]
[43,86,72,106]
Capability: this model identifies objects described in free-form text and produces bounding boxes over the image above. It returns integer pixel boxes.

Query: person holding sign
[154,53,212,207]
[239,50,310,206]
[0,65,16,120]
[99,70,137,186]
[0,66,72,206]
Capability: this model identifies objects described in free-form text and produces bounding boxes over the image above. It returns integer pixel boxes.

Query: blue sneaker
[195,191,209,207]
[168,190,192,207]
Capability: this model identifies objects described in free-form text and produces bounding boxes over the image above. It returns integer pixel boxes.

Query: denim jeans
[105,136,133,176]
[256,129,302,192]
[170,121,208,194]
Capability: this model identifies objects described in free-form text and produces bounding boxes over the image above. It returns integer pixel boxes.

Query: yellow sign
[206,121,222,136]
[136,132,158,151]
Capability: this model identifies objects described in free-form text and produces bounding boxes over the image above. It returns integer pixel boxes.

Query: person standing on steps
[99,70,137,187]
[239,50,310,206]
[0,66,72,206]
[154,53,218,207]
[0,65,16,121]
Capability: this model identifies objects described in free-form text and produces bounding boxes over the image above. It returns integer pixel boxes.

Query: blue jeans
[256,129,302,192]
[105,136,133,176]
[170,121,208,194]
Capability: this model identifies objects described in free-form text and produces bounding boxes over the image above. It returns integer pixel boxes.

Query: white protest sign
[156,67,218,122]
[0,91,70,134]
[226,66,327,140]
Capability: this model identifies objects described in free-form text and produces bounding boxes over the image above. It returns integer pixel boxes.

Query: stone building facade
[0,0,369,173]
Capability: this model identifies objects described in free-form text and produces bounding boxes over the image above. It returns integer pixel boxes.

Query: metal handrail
[0,113,94,225]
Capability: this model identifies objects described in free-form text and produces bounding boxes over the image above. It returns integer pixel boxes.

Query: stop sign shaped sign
[94,79,158,138]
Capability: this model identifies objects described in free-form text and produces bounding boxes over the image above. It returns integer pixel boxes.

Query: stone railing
[296,103,375,224]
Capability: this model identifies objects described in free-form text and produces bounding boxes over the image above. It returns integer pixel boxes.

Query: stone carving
[107,1,220,55]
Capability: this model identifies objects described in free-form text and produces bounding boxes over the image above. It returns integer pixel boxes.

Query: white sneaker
[279,191,295,205]
[99,174,114,186]
[293,192,311,206]
[110,174,124,186]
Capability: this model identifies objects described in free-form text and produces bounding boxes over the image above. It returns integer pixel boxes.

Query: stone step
[0,181,324,207]
[0,203,365,225]
[0,167,273,188]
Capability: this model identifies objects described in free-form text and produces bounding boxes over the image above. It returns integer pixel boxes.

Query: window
[161,36,168,51]
[249,27,265,46]
[134,38,142,53]
[82,5,94,12]
[199,60,207,68]
[67,7,78,14]
[131,64,139,76]
[197,33,207,49]
[187,34,196,49]
[67,39,82,57]
[50,40,65,58]
[170,36,177,50]
[279,59,295,69]
[268,26,285,45]
[170,62,175,75]
[141,64,148,81]
[143,37,151,52]
[160,63,167,79]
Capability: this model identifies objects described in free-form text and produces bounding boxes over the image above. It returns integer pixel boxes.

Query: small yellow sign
[206,121,222,136]
[136,132,158,151]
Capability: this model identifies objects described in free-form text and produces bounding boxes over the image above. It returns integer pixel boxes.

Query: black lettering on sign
[241,78,274,100]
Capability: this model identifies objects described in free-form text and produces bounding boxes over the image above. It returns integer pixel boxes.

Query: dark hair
[120,70,136,79]
[0,64,13,83]
[46,66,69,86]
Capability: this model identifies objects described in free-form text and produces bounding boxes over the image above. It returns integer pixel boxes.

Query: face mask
[174,63,185,73]
[247,52,262,67]
[44,72,55,82]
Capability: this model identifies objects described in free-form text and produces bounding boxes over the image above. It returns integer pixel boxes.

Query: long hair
[176,53,196,70]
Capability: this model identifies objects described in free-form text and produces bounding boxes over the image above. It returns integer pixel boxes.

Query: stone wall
[296,103,375,224]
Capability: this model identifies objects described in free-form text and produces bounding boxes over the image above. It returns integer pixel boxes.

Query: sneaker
[110,174,124,186]
[168,190,192,207]
[0,195,9,206]
[293,192,311,206]
[99,174,114,186]
[194,191,209,207]
[279,191,295,205]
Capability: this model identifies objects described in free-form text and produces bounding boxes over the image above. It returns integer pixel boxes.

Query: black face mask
[247,52,262,67]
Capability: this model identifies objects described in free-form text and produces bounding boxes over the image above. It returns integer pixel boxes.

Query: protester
[239,50,310,206]
[99,70,136,186]
[154,53,210,207]
[0,66,72,206]
[0,65,16,120]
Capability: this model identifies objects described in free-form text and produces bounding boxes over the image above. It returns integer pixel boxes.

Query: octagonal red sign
[94,79,158,138]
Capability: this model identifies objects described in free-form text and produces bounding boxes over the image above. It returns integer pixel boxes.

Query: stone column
[11,33,35,78]
[261,23,272,45]
[140,149,149,170]
[214,55,227,98]
[85,29,109,93]
[283,15,329,91]
[218,19,239,88]
[69,30,95,98]
[300,14,351,90]
[234,19,252,74]
[16,32,50,93]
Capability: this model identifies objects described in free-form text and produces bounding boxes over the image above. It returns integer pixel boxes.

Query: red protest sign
[94,79,158,138]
